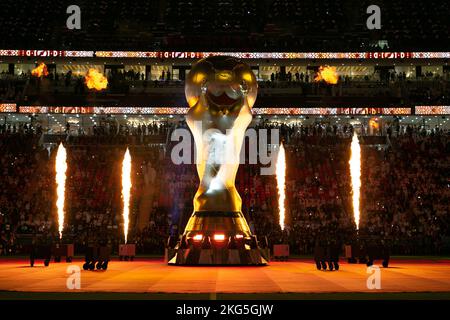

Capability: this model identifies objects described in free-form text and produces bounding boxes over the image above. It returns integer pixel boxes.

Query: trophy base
[167,247,269,266]
[166,211,269,265]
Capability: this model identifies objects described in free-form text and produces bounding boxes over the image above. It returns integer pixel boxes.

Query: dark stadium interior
[0,0,449,51]
[0,0,449,303]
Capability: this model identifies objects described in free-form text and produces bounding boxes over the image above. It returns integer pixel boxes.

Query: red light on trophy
[193,234,203,242]
[213,234,226,241]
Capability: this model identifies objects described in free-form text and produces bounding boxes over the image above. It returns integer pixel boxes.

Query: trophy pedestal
[168,247,268,266]
[167,211,269,265]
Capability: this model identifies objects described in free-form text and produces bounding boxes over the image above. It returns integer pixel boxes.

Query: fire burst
[276,143,286,230]
[55,143,67,239]
[122,148,132,243]
[314,65,339,84]
[85,68,108,91]
[31,62,49,78]
[349,132,361,229]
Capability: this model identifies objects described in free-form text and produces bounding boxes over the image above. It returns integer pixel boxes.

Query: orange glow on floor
[0,258,449,294]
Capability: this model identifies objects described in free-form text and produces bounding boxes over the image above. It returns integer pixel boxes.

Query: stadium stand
[0,0,449,51]
[1,120,448,256]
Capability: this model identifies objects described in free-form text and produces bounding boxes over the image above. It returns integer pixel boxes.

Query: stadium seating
[0,121,448,256]
[0,0,448,51]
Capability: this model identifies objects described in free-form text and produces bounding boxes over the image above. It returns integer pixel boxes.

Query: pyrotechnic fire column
[27,142,74,267]
[53,143,74,263]
[272,143,290,261]
[119,148,135,261]
[344,133,391,267]
[167,56,269,265]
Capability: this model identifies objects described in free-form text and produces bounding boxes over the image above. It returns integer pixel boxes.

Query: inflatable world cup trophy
[168,56,268,265]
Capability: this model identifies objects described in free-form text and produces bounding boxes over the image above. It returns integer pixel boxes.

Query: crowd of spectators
[0,129,171,255]
[66,119,171,142]
[361,131,450,254]
[0,133,55,254]
[0,119,449,256]
[1,0,448,51]
[3,67,447,106]
[0,74,27,103]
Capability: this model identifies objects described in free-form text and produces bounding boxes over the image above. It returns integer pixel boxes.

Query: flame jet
[55,143,67,239]
[276,143,286,231]
[349,132,361,229]
[122,148,132,243]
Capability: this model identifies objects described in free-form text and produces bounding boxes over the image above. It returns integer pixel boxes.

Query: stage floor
[0,258,449,298]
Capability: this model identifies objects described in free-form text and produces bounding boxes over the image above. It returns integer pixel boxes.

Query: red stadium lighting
[193,234,203,242]
[213,234,225,241]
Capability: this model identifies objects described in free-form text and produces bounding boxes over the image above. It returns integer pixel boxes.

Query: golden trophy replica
[168,56,269,265]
